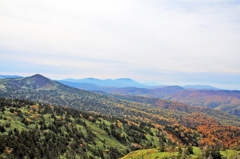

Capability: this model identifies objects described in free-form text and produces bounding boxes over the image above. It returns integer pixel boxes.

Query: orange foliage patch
[131,143,142,149]
[30,114,41,119]
[89,116,94,120]
[25,111,31,115]
[30,105,39,111]
[197,125,240,148]
[6,149,11,154]
[5,147,11,154]
[26,118,31,122]
[8,116,12,121]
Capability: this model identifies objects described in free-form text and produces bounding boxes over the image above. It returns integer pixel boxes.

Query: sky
[0,0,240,89]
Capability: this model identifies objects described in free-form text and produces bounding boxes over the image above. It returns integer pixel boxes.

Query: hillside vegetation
[0,74,223,128]
[0,98,164,158]
[0,97,222,159]
[1,74,240,151]
[95,91,240,127]
[1,98,240,159]
[86,85,240,117]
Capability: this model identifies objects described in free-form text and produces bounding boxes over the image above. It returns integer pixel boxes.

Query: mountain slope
[79,84,240,117]
[84,85,183,98]
[0,74,58,91]
[0,74,223,128]
[2,98,236,158]
[1,75,240,150]
[94,91,240,127]
[0,98,165,158]
[165,90,240,115]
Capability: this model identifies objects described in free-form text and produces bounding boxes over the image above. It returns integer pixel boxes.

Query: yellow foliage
[26,118,31,122]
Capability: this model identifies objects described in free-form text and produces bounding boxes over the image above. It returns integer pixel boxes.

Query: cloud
[0,0,240,87]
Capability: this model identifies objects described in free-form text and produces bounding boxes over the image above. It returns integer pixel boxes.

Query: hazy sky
[1,0,240,89]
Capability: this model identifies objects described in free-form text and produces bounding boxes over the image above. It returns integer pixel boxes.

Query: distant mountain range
[0,75,22,79]
[58,78,152,88]
[59,78,219,90]
[0,74,219,90]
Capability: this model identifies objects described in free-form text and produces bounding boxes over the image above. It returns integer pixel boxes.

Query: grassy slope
[121,147,240,159]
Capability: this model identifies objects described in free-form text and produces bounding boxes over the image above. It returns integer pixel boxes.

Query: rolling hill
[66,83,240,117]
[94,91,240,127]
[165,90,240,116]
